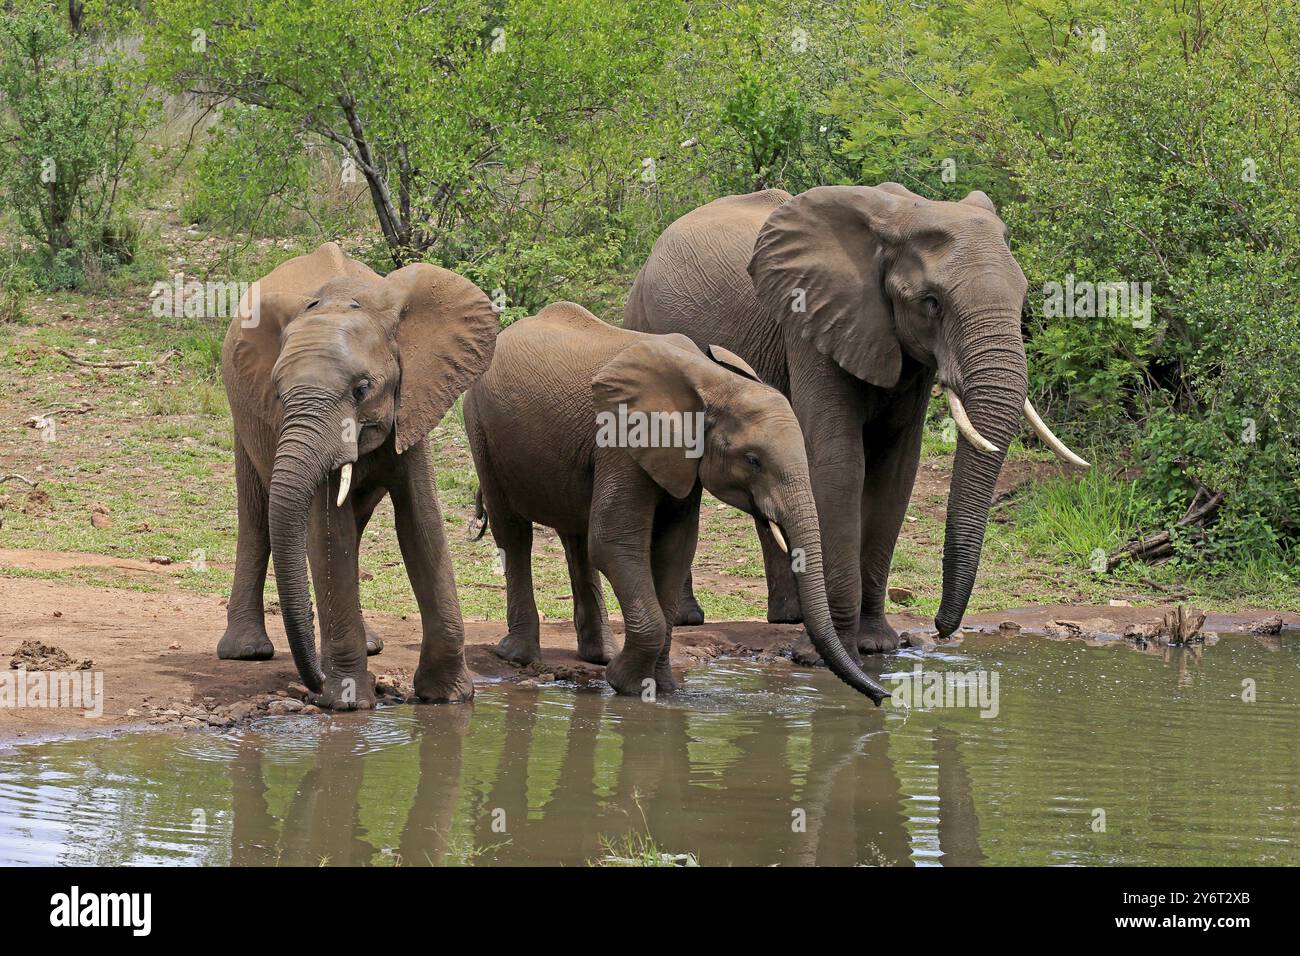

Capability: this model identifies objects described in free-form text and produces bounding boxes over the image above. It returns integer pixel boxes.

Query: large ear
[748,184,908,388]
[591,339,705,499]
[227,289,314,433]
[381,263,499,454]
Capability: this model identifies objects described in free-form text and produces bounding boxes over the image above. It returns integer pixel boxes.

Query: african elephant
[217,242,497,709]
[625,185,1086,654]
[463,301,889,703]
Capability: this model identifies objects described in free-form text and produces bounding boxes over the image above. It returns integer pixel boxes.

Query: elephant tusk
[769,521,788,554]
[336,462,352,507]
[945,389,999,453]
[1023,398,1091,468]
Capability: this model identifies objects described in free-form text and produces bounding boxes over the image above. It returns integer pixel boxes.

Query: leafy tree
[0,0,157,286]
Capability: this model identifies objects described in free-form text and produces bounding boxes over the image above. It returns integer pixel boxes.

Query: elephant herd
[216,183,1087,710]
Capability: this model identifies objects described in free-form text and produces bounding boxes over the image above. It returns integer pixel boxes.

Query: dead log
[1107,462,1223,570]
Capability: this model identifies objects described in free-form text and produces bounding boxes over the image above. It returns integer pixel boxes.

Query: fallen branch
[1107,463,1224,570]
[55,348,177,369]
[0,473,39,487]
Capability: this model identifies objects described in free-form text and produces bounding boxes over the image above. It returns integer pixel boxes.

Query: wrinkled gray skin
[218,243,497,709]
[626,185,1030,655]
[464,302,889,704]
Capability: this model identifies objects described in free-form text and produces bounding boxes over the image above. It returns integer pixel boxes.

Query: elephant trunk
[774,480,891,705]
[936,324,1028,638]
[267,396,339,693]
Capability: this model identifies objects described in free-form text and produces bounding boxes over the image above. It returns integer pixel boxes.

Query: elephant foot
[494,629,542,666]
[364,622,384,656]
[766,591,803,625]
[576,633,618,666]
[674,594,705,627]
[314,671,377,711]
[217,620,274,661]
[790,630,863,667]
[411,662,475,704]
[604,647,664,698]
[790,633,821,666]
[857,613,901,654]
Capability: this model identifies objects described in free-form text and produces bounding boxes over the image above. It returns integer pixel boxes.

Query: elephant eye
[744,452,762,470]
[305,299,320,311]
[352,380,371,402]
[924,296,941,319]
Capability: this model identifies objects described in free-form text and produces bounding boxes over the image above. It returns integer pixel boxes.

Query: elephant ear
[381,263,499,455]
[706,344,763,383]
[591,339,705,499]
[748,184,908,389]
[226,289,315,433]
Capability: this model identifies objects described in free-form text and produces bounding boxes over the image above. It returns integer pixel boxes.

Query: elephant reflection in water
[225,683,987,866]
[228,708,473,867]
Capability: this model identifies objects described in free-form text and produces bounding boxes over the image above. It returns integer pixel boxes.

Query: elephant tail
[468,488,489,541]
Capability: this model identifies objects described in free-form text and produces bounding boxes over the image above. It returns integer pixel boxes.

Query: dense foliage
[0,1,157,287]
[1,0,1295,568]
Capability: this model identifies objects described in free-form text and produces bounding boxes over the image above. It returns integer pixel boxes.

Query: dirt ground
[2,566,1294,746]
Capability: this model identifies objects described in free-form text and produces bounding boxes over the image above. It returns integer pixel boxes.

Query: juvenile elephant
[464,301,889,704]
[218,242,497,709]
[626,185,1087,653]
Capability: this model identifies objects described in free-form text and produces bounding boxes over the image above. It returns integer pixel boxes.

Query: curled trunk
[936,326,1028,637]
[776,484,890,705]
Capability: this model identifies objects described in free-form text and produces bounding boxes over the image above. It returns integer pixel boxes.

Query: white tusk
[946,389,999,453]
[769,521,788,554]
[1023,398,1091,468]
[336,462,352,507]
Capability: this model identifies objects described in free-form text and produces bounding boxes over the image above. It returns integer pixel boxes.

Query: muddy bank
[1,576,1295,744]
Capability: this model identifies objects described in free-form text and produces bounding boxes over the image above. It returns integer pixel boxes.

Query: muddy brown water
[0,632,1296,866]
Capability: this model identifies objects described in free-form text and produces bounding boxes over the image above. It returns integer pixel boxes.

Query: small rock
[168,642,181,650]
[126,708,139,718]
[517,678,539,689]
[90,511,112,529]
[888,586,917,606]
[300,705,322,715]
[149,555,173,566]
[998,620,1021,631]
[1108,599,1132,607]
[285,683,310,700]
[1249,616,1283,636]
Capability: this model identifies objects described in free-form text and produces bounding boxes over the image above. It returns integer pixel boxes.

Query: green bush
[0,1,157,288]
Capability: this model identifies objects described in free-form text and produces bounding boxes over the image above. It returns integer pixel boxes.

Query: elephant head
[592,337,891,704]
[748,184,1087,638]
[229,245,496,691]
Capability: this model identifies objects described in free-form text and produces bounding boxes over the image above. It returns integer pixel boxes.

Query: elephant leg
[218,440,275,661]
[306,482,374,710]
[391,442,474,704]
[673,570,704,627]
[561,532,617,665]
[591,467,665,698]
[757,517,802,624]
[648,492,702,694]
[857,375,931,653]
[352,489,387,657]
[787,355,868,667]
[488,508,541,667]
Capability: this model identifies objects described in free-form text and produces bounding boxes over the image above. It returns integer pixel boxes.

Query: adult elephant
[218,242,497,709]
[625,185,1086,653]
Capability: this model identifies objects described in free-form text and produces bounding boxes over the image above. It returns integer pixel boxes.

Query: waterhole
[0,634,1295,865]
